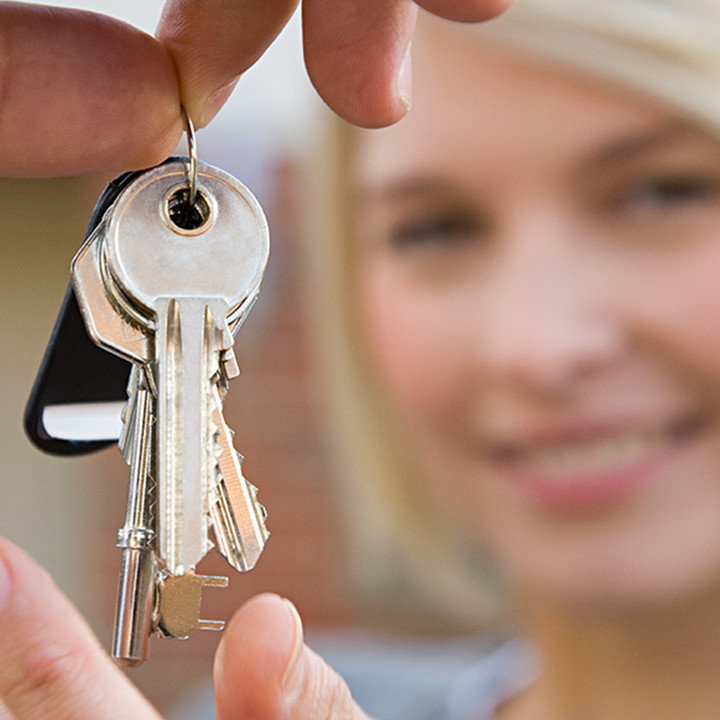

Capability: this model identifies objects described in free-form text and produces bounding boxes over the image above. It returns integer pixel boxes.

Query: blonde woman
[5,1,720,719]
[307,2,720,718]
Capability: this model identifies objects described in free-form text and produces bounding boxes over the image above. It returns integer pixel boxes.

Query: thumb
[214,594,371,720]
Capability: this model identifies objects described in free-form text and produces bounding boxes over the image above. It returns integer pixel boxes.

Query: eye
[619,174,720,214]
[389,209,481,250]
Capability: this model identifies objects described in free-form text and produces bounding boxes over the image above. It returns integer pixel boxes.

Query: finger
[156,0,299,128]
[302,0,418,128]
[215,594,371,720]
[0,539,161,720]
[156,0,513,131]
[415,0,514,22]
[0,3,181,177]
[303,0,514,127]
[0,696,15,720]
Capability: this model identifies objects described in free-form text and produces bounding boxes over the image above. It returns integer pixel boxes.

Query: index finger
[415,0,513,22]
[0,3,181,177]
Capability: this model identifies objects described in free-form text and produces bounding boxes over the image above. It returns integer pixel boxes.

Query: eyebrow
[580,120,707,170]
[358,175,460,204]
[359,121,713,204]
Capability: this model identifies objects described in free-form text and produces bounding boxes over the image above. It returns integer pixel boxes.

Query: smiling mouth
[488,415,706,503]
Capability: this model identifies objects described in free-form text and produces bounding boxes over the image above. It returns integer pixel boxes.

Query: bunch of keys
[24,117,270,665]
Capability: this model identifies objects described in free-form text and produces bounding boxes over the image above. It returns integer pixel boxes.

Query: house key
[67,127,270,664]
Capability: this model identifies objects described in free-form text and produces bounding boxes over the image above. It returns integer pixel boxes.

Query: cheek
[670,273,720,375]
[357,266,470,426]
[358,267,490,526]
[628,243,720,377]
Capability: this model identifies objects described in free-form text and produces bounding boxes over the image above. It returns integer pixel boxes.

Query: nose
[477,230,624,395]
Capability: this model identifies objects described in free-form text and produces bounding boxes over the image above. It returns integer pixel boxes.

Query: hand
[0,539,369,720]
[0,0,510,178]
[156,0,513,129]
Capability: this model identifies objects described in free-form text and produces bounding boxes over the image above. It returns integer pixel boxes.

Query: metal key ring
[181,106,198,207]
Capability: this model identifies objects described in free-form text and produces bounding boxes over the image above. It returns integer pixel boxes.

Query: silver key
[113,365,156,666]
[99,163,268,576]
[72,159,270,664]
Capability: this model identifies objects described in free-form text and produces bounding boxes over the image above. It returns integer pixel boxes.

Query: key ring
[181,106,198,207]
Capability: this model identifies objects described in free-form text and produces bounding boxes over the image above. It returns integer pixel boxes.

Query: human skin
[0,542,368,720]
[0,2,516,718]
[354,18,720,719]
[0,0,510,176]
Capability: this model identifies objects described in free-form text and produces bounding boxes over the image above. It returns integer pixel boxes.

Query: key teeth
[209,392,268,574]
[244,480,268,521]
[119,394,136,462]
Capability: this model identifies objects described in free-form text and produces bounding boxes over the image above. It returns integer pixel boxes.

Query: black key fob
[24,169,146,455]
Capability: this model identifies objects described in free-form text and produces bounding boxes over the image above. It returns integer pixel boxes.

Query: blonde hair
[307,0,720,630]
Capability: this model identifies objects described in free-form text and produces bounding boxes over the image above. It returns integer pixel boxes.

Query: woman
[4,0,720,719]
[307,1,720,717]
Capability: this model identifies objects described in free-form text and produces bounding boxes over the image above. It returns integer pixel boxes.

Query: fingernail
[281,598,304,686]
[397,42,413,111]
[0,546,11,611]
[201,76,240,127]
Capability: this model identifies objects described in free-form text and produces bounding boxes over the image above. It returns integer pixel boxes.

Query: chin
[522,562,720,618]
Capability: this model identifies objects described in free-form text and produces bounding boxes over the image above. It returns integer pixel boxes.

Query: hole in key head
[165,187,211,232]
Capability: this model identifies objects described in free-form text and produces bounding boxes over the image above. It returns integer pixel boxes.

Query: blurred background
[0,1,359,713]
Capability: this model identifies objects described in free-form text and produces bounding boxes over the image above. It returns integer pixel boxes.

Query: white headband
[480,0,720,133]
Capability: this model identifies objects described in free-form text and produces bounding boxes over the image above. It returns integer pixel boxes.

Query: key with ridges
[71,158,270,664]
[91,163,268,575]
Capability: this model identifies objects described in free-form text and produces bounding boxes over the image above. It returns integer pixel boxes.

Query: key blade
[118,366,141,461]
[155,298,219,576]
[113,547,157,666]
[113,378,157,667]
[210,387,268,572]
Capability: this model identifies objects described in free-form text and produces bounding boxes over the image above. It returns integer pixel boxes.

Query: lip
[486,414,706,511]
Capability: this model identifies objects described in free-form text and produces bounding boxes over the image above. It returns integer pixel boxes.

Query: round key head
[103,160,269,321]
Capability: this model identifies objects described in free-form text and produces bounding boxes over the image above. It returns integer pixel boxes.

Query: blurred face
[354,20,720,611]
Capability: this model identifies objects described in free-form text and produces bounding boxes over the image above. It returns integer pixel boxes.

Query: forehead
[356,18,682,188]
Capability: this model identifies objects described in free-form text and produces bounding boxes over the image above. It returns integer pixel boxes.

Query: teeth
[519,429,662,480]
